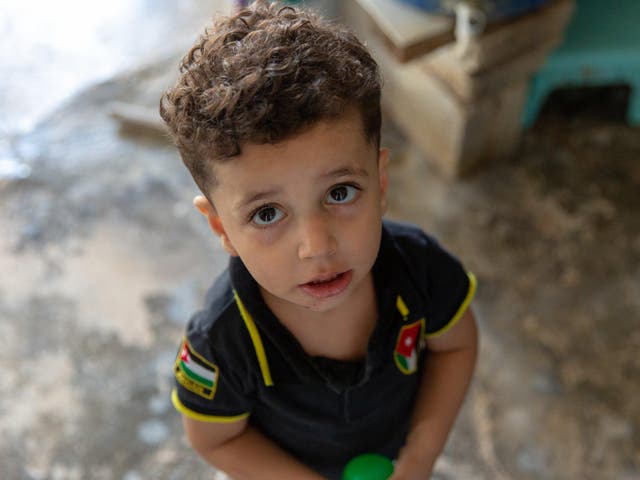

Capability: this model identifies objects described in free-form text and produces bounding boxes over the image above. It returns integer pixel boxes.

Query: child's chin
[302,296,345,313]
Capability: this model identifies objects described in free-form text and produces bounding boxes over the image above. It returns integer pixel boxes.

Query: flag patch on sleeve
[174,339,219,400]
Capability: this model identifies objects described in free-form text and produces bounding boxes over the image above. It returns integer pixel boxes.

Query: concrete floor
[1,2,638,479]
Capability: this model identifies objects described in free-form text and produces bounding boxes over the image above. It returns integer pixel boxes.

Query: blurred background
[0,0,638,479]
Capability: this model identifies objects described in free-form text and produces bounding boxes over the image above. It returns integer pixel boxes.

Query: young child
[160,1,478,478]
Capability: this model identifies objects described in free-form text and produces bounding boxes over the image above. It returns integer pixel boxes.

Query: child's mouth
[299,270,353,299]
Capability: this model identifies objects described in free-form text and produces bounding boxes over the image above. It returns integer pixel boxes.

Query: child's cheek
[245,223,286,247]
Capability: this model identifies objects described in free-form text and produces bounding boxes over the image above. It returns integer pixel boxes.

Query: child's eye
[326,184,359,204]
[252,206,284,226]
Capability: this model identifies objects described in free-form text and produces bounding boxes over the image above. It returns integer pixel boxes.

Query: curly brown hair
[159,0,382,195]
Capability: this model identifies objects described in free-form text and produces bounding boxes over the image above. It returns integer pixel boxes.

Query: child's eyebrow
[321,166,369,180]
[236,189,282,210]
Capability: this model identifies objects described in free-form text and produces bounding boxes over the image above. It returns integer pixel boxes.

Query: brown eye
[327,185,357,204]
[252,206,284,226]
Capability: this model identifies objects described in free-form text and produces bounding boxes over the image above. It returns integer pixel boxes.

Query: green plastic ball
[342,453,394,480]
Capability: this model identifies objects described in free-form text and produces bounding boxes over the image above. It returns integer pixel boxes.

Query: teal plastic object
[523,0,640,126]
[399,0,551,21]
[342,454,395,480]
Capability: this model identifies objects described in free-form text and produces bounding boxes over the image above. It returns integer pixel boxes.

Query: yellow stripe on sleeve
[234,291,274,387]
[171,389,249,423]
[425,271,477,339]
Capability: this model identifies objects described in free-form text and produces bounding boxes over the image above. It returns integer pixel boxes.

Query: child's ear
[193,195,239,256]
[378,148,390,213]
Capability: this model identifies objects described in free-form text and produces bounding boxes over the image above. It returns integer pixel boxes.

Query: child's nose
[297,215,337,260]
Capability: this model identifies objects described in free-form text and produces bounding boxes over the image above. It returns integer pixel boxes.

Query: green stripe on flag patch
[180,360,214,388]
[395,353,409,371]
[174,339,219,400]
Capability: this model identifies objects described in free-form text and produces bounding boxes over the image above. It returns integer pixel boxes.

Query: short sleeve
[421,235,476,337]
[172,311,253,423]
[387,220,476,337]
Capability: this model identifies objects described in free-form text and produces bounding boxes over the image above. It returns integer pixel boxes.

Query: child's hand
[387,450,435,480]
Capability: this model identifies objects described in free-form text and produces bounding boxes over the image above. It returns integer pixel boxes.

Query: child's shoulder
[381,220,473,336]
[381,218,468,292]
[184,269,249,358]
[382,218,442,253]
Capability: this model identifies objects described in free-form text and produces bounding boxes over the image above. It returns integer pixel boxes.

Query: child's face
[198,109,389,314]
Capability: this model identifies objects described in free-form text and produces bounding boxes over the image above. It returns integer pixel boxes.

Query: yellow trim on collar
[171,389,249,423]
[234,291,274,387]
[425,271,477,339]
[396,295,410,319]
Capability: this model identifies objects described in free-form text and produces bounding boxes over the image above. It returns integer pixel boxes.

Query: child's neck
[261,273,378,362]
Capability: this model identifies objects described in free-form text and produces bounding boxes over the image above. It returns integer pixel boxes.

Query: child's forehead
[205,108,378,192]
[209,114,377,199]
[242,110,371,158]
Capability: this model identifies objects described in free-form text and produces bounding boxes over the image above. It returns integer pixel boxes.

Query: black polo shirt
[172,220,475,479]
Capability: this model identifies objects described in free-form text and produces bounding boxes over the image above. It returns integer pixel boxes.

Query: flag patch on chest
[394,319,425,374]
[174,339,219,399]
